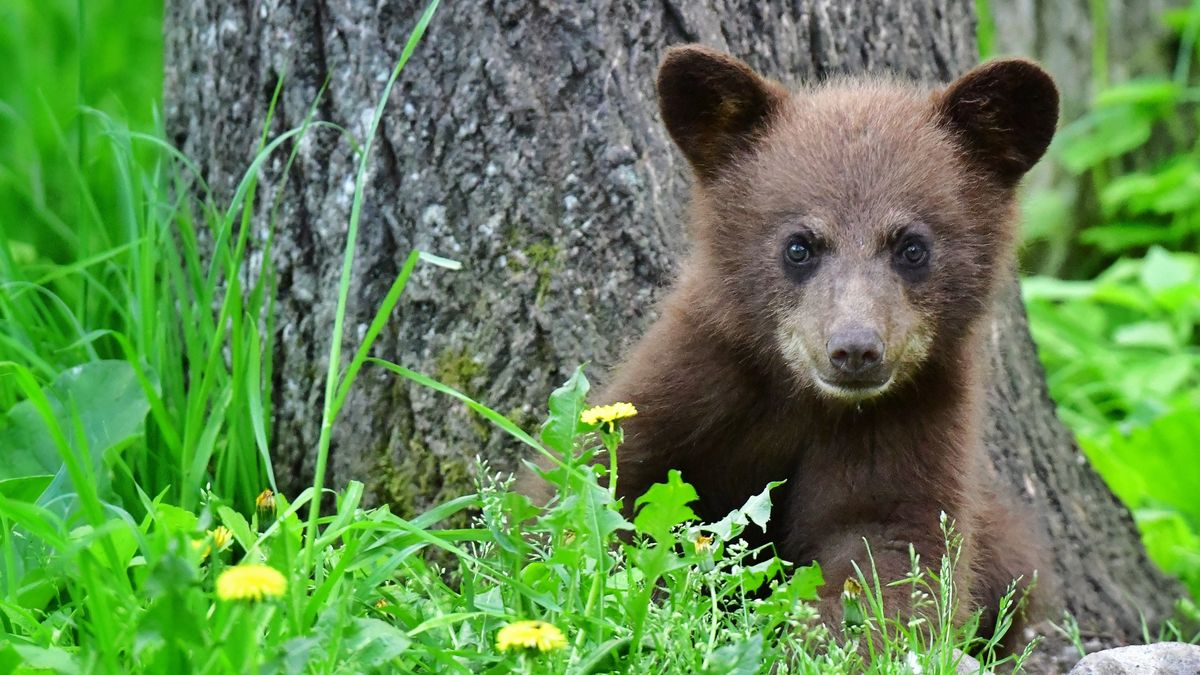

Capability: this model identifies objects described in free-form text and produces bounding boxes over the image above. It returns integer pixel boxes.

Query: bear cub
[582,46,1058,647]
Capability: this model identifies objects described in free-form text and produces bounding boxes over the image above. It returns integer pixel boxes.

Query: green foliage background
[0,0,1198,670]
[0,0,162,260]
[1014,4,1200,598]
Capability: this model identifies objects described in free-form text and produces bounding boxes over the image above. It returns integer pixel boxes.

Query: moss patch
[434,346,482,396]
[374,438,475,525]
[506,238,561,306]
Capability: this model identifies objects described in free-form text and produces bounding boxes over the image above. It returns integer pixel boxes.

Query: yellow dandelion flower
[842,576,866,628]
[216,563,287,601]
[496,620,567,653]
[210,525,233,550]
[255,488,276,512]
[193,526,233,559]
[580,402,638,432]
[842,577,863,598]
[693,534,714,554]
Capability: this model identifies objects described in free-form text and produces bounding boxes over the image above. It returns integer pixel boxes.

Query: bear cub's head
[658,46,1058,403]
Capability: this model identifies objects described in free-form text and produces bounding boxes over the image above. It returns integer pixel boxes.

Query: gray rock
[955,650,992,674]
[1067,643,1200,674]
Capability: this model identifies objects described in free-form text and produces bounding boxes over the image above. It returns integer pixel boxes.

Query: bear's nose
[827,329,884,376]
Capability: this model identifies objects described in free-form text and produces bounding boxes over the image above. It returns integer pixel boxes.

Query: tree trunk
[165,0,1180,647]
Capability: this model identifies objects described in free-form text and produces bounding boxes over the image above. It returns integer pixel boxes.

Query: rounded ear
[937,59,1059,186]
[657,45,788,184]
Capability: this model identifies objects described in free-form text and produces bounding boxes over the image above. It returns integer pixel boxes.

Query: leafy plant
[1021,3,1200,599]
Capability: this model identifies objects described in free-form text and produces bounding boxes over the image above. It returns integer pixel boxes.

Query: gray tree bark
[165,0,1180,650]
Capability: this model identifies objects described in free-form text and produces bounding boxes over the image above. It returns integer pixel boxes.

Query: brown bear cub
[592,43,1060,648]
[549,46,1057,647]
[585,45,1056,648]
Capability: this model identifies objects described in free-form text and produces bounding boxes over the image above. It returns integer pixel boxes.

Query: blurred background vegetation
[0,0,161,262]
[2,0,1199,599]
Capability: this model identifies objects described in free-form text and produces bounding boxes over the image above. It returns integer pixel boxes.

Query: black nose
[827,329,884,376]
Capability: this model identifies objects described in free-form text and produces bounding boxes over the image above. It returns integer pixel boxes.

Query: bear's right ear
[936,59,1059,187]
[657,45,787,184]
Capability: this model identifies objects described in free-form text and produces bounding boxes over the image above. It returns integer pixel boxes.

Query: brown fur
[530,46,1058,651]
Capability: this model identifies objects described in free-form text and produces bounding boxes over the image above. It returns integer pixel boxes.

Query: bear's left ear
[657,45,788,184]
[936,59,1059,186]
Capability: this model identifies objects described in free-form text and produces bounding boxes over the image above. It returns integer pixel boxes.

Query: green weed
[1021,2,1200,598]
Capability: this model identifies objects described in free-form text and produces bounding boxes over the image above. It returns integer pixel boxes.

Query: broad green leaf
[1093,79,1180,108]
[1140,247,1195,294]
[739,556,783,594]
[153,503,200,535]
[342,617,411,666]
[71,521,139,571]
[217,505,255,551]
[539,366,589,455]
[634,470,698,542]
[628,544,689,582]
[1021,277,1097,302]
[1055,106,1154,173]
[742,480,784,533]
[789,562,824,601]
[1112,321,1179,349]
[0,361,151,493]
[704,481,784,540]
[0,642,78,674]
[1135,508,1200,575]
[0,475,53,501]
[1018,187,1071,244]
[519,562,557,596]
[575,637,633,675]
[706,511,744,542]
[701,634,763,675]
[1120,354,1193,402]
[1080,222,1181,253]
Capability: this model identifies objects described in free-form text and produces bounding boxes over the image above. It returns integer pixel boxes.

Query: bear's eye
[784,240,813,266]
[895,238,930,268]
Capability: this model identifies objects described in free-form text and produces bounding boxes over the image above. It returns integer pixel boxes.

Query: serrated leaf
[705,509,746,541]
[539,366,589,455]
[742,480,783,533]
[217,506,255,551]
[634,470,698,542]
[790,562,824,601]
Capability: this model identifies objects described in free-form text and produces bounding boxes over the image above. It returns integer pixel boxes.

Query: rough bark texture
[165,0,1180,645]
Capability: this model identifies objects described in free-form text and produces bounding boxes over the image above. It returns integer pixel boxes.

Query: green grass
[0,0,162,263]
